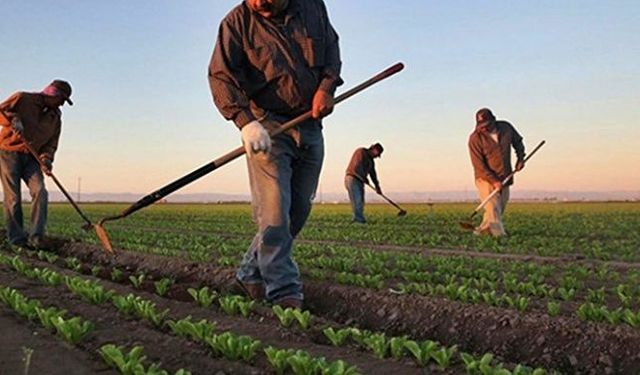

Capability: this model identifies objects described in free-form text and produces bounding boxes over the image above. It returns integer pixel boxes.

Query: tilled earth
[2,238,640,374]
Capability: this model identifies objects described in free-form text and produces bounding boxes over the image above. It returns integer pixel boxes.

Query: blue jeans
[236,127,324,303]
[345,175,365,223]
[0,150,48,245]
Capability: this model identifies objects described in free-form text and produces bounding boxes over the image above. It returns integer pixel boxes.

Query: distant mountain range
[32,190,640,203]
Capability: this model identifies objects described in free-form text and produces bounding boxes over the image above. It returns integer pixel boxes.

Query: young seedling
[431,345,457,370]
[167,316,216,342]
[323,327,351,347]
[547,301,561,317]
[32,268,62,286]
[363,333,388,359]
[65,276,114,304]
[51,316,93,344]
[35,306,67,331]
[65,257,82,272]
[129,273,146,289]
[264,346,295,375]
[154,278,174,297]
[206,332,261,362]
[389,336,409,360]
[91,265,102,277]
[404,339,438,367]
[187,286,217,308]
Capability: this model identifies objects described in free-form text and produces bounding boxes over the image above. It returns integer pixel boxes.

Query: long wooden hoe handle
[470,140,546,218]
[99,62,405,224]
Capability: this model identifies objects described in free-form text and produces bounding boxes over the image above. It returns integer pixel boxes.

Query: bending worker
[345,143,384,224]
[468,108,525,237]
[209,0,342,309]
[0,80,73,248]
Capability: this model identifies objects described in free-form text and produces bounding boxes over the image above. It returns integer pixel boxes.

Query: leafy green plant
[0,287,41,320]
[154,278,173,297]
[129,273,146,289]
[51,316,93,344]
[272,305,312,329]
[206,332,261,362]
[65,257,82,271]
[91,265,102,277]
[323,327,351,347]
[187,286,217,308]
[264,346,295,375]
[65,276,114,304]
[404,339,438,367]
[32,268,62,286]
[547,301,561,317]
[100,344,191,375]
[35,306,67,330]
[111,267,124,282]
[389,336,409,360]
[431,345,457,370]
[167,316,216,342]
[363,333,388,359]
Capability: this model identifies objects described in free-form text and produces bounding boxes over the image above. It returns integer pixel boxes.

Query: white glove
[11,117,24,133]
[241,120,271,156]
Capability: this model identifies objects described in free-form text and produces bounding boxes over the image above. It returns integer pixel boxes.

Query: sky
[1,0,638,197]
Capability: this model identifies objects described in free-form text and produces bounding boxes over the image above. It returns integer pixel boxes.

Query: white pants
[474,178,510,237]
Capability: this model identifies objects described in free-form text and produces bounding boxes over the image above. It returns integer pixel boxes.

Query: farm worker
[0,80,72,248]
[468,108,525,237]
[209,0,342,309]
[344,143,384,223]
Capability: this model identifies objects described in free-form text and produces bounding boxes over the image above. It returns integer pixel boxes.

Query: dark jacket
[468,120,525,186]
[209,0,342,128]
[0,92,62,161]
[346,148,379,187]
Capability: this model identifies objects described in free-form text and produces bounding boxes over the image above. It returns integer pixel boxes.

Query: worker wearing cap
[468,108,525,237]
[0,80,73,247]
[345,143,384,223]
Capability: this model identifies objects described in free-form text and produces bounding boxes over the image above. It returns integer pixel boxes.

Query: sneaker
[235,279,265,301]
[275,298,303,310]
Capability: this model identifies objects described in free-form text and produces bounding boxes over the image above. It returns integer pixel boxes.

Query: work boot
[235,279,265,301]
[276,298,303,310]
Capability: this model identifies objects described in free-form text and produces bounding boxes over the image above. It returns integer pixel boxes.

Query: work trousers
[474,178,510,237]
[344,175,365,223]
[236,130,323,303]
[0,150,48,245]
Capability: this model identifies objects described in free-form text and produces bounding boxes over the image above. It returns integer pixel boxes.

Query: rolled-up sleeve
[208,18,256,128]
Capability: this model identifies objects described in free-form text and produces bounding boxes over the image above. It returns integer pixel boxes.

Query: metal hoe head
[81,220,114,254]
[398,210,407,217]
[459,220,475,231]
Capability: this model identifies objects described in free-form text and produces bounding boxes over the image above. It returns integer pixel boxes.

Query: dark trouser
[236,129,324,303]
[0,150,48,245]
[345,175,365,223]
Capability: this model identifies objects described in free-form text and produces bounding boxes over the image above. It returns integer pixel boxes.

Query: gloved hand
[241,120,271,156]
[11,117,24,133]
[375,185,382,195]
[39,156,53,176]
[515,159,525,171]
[492,181,503,190]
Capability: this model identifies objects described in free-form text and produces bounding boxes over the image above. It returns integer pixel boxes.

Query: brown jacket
[0,92,62,161]
[468,121,525,186]
[209,0,342,128]
[346,148,379,187]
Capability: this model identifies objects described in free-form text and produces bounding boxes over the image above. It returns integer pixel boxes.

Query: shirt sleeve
[316,1,343,94]
[369,162,380,188]
[40,119,61,161]
[509,123,526,161]
[469,137,501,184]
[208,17,256,129]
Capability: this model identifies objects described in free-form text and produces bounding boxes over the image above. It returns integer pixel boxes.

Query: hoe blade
[94,224,114,254]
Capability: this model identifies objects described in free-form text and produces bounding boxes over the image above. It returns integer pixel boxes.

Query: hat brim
[65,98,74,106]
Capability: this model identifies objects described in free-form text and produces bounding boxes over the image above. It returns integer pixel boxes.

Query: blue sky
[1,0,638,195]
